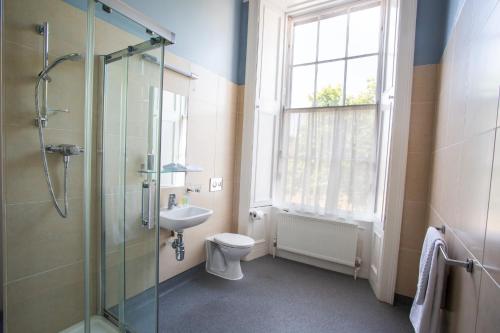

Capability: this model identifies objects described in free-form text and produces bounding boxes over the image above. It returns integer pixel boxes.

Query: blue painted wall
[414,0,447,65]
[66,0,246,84]
[237,1,249,84]
[414,0,465,66]
[123,0,245,84]
[66,0,460,82]
[238,1,248,84]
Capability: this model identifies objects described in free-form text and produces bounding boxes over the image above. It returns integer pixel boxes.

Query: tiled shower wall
[426,0,500,332]
[396,64,437,297]
[2,0,241,332]
[2,1,88,332]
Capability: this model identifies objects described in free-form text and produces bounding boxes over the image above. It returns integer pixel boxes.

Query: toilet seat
[214,233,255,249]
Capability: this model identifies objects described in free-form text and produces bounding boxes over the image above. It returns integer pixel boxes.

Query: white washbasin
[159,205,213,231]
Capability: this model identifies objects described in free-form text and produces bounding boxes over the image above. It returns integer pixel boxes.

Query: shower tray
[59,316,119,333]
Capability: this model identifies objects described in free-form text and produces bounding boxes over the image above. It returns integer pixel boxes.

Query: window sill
[272,206,380,225]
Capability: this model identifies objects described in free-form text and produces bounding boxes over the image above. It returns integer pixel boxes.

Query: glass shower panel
[102,53,129,328]
[123,46,163,333]
[97,3,166,332]
[101,45,164,333]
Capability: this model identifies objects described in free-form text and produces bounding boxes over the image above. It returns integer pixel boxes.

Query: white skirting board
[277,249,361,277]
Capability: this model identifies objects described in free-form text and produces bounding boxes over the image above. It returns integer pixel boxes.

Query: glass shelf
[138,169,202,174]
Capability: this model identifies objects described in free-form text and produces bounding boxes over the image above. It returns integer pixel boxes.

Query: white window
[279,1,381,220]
[160,91,187,187]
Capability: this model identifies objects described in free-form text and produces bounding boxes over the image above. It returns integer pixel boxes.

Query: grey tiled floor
[156,256,413,333]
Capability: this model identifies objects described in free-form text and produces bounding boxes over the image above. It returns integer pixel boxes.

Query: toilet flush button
[209,177,223,192]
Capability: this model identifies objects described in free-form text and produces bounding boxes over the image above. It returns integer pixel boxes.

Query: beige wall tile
[164,70,191,96]
[217,76,238,111]
[455,131,495,260]
[415,2,500,332]
[443,2,475,146]
[427,204,445,229]
[428,151,444,214]
[412,64,438,89]
[464,4,500,137]
[400,201,428,251]
[188,64,218,105]
[441,231,482,333]
[214,111,237,182]
[395,247,420,297]
[3,41,85,131]
[398,66,438,296]
[4,0,87,56]
[4,125,84,204]
[436,144,462,226]
[483,129,500,284]
[411,78,436,103]
[164,51,191,77]
[158,72,239,282]
[6,262,86,333]
[434,44,454,150]
[476,272,500,333]
[5,199,83,282]
[236,85,245,115]
[408,102,435,153]
[404,151,431,202]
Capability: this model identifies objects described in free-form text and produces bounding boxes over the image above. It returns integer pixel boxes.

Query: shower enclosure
[1,0,174,332]
[89,1,173,332]
[98,26,166,333]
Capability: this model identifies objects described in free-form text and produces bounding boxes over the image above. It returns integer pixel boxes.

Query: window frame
[285,0,383,111]
[277,0,385,220]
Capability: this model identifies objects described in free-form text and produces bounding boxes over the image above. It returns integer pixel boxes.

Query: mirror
[160,90,188,187]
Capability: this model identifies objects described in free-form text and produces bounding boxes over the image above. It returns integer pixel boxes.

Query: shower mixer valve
[45,144,84,157]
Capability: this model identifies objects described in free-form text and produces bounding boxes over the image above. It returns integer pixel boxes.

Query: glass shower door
[101,41,164,333]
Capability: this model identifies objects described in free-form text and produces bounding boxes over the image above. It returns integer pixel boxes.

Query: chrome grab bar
[435,226,474,273]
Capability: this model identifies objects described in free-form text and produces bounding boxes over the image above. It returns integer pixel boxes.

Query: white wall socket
[209,177,223,192]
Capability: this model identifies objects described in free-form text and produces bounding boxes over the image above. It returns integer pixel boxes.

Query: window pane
[315,61,345,107]
[293,21,318,64]
[290,65,315,108]
[281,107,377,217]
[318,14,347,61]
[348,6,381,56]
[345,56,378,105]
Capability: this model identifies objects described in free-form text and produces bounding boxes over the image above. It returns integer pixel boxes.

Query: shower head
[38,53,82,79]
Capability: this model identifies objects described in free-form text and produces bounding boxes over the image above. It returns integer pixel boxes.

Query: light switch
[209,177,223,192]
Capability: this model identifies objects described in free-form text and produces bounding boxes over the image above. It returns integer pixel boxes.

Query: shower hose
[35,74,69,218]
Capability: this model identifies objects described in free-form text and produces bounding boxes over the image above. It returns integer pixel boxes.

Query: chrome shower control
[45,144,84,156]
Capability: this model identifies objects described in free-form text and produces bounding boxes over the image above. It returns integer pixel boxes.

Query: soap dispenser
[182,191,190,206]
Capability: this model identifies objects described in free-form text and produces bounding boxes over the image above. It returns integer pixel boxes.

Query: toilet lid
[214,233,255,248]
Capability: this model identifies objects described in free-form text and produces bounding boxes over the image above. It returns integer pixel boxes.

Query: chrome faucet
[168,193,177,210]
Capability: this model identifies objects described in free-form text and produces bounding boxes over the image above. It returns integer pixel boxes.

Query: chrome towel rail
[435,226,474,273]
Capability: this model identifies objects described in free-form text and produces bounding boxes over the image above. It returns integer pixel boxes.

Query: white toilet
[205,233,255,280]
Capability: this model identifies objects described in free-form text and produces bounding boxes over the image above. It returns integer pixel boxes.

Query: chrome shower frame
[35,22,49,127]
[0,0,6,327]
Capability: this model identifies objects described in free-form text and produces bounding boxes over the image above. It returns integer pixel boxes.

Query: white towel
[410,227,447,333]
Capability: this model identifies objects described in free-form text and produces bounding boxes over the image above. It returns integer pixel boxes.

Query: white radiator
[276,212,359,267]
